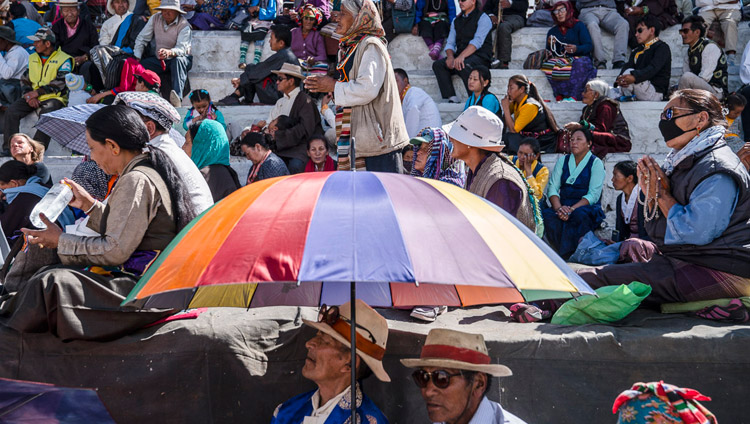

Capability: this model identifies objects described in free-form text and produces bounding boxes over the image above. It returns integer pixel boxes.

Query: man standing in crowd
[677,15,727,100]
[0,27,29,114]
[482,0,527,70]
[432,0,492,103]
[402,328,527,423]
[576,0,628,69]
[4,27,71,151]
[217,25,296,106]
[394,68,442,138]
[614,15,671,102]
[133,0,193,106]
[270,300,389,424]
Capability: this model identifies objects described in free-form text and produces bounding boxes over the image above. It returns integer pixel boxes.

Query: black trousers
[432,54,489,99]
[3,97,64,149]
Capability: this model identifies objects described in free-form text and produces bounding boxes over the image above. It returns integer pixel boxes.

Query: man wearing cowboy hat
[3,27,72,151]
[271,299,389,424]
[0,27,29,110]
[402,328,527,424]
[50,0,98,67]
[133,0,193,107]
[257,63,322,174]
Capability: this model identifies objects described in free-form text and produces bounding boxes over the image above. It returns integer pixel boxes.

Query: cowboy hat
[56,0,83,7]
[0,27,19,45]
[271,63,305,80]
[400,328,512,377]
[155,0,185,14]
[303,299,390,382]
[106,0,136,16]
[447,106,505,152]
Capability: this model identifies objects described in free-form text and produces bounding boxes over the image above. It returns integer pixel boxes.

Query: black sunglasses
[678,28,691,34]
[660,106,698,121]
[318,304,377,344]
[636,27,645,33]
[412,369,463,389]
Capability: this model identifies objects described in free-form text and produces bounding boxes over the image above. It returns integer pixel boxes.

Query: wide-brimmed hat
[114,91,180,130]
[271,63,305,80]
[303,299,390,382]
[155,0,185,14]
[27,27,56,44]
[400,328,512,377]
[107,0,135,15]
[57,0,83,7]
[0,27,18,45]
[447,106,504,152]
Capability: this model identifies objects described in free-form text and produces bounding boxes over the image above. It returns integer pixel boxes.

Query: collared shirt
[546,151,605,205]
[434,397,528,424]
[99,12,133,46]
[402,86,442,138]
[133,14,192,59]
[0,45,29,80]
[64,18,79,38]
[444,11,492,53]
[268,86,300,123]
[302,387,350,424]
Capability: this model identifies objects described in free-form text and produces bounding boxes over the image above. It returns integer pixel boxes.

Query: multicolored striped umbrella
[122,172,594,310]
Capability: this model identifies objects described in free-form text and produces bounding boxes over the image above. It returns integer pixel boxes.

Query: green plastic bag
[551,282,652,325]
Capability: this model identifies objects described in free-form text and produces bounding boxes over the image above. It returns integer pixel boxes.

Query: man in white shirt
[114,91,214,216]
[0,27,29,108]
[270,300,389,424]
[394,68,442,138]
[677,15,728,100]
[402,328,528,424]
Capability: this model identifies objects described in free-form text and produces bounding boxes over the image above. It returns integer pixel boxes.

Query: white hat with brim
[57,0,83,7]
[271,63,305,80]
[155,0,186,14]
[400,328,512,377]
[107,0,136,16]
[447,105,505,152]
[302,299,391,383]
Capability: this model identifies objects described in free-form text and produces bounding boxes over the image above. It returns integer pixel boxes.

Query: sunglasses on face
[636,27,646,33]
[317,304,377,344]
[660,106,698,121]
[552,7,566,13]
[678,28,691,34]
[412,369,463,389]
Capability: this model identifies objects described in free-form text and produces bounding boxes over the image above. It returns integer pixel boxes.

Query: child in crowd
[237,0,279,69]
[65,74,92,106]
[183,89,226,131]
[512,137,549,202]
[724,92,746,152]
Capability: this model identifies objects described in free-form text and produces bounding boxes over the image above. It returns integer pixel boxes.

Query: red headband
[420,344,491,365]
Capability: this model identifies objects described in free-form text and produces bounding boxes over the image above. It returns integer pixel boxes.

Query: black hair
[637,14,662,36]
[509,74,559,133]
[86,105,197,230]
[288,76,302,88]
[188,89,212,104]
[9,3,26,19]
[241,132,276,151]
[518,137,541,155]
[188,119,202,141]
[275,115,298,131]
[682,15,706,38]
[460,371,491,396]
[572,127,594,146]
[135,75,160,91]
[306,134,328,151]
[0,160,37,183]
[471,65,492,95]
[271,24,292,48]
[671,88,728,128]
[614,160,638,184]
[726,92,747,109]
[393,68,409,82]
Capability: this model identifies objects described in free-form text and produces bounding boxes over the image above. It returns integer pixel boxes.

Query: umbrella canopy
[35,104,106,155]
[0,378,115,423]
[123,171,594,310]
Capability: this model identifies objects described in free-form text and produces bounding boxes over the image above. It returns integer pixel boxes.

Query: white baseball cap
[447,106,505,152]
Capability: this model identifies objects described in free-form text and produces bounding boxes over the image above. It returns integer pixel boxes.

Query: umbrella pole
[350,280,357,423]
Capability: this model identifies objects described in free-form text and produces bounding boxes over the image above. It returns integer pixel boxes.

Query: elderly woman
[563,79,631,158]
[304,0,408,173]
[8,133,51,186]
[542,127,606,259]
[304,135,336,172]
[450,106,542,236]
[0,105,196,341]
[184,119,240,202]
[291,5,328,72]
[542,1,597,102]
[241,132,289,183]
[502,74,559,154]
[578,89,750,307]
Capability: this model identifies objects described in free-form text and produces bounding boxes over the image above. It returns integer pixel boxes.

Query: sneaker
[410,306,448,322]
[169,90,182,107]
[611,60,625,69]
[217,93,241,106]
[490,59,501,69]
[618,95,637,102]
[596,61,607,70]
[447,95,460,104]
[238,63,246,70]
[695,299,750,323]
[561,97,577,102]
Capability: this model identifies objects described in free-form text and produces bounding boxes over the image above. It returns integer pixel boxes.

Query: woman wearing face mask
[578,89,750,309]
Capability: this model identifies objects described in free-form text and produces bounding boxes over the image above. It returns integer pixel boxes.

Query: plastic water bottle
[29,182,74,229]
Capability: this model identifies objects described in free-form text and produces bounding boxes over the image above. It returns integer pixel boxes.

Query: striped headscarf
[298,4,323,25]
[410,127,466,188]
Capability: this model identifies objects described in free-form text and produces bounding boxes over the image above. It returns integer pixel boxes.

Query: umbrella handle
[350,137,356,173]
[350,281,357,423]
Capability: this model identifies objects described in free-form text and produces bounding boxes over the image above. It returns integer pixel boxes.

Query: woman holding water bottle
[0,105,196,341]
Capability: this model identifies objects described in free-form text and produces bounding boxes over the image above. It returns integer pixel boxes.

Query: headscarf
[71,158,112,201]
[113,92,181,131]
[410,127,466,188]
[190,119,231,170]
[336,0,386,82]
[613,381,717,424]
[298,4,323,25]
[552,1,577,35]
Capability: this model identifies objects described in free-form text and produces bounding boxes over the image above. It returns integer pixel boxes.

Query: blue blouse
[464,92,500,114]
[546,21,593,56]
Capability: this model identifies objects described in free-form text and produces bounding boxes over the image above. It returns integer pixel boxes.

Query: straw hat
[400,328,512,377]
[447,106,505,152]
[272,63,305,80]
[303,299,390,382]
[155,0,185,14]
[107,0,135,16]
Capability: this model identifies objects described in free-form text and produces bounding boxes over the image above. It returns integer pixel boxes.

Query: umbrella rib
[0,392,46,417]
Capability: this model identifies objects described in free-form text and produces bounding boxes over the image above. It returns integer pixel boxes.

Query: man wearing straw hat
[402,328,527,424]
[271,299,389,424]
